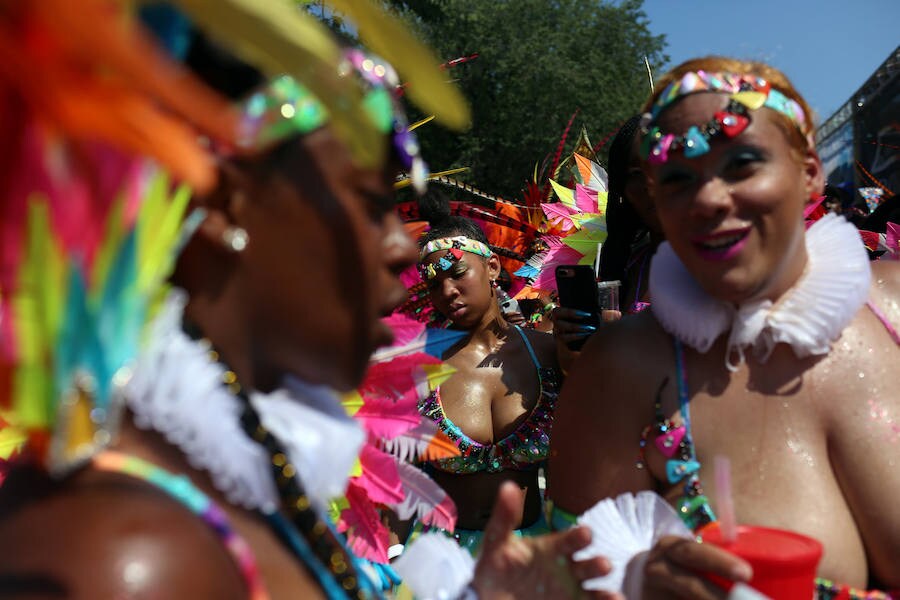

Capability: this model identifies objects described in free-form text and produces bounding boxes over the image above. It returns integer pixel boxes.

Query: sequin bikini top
[633,302,900,600]
[418,326,560,474]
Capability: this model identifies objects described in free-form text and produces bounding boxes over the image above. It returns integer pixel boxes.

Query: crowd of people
[0,2,897,600]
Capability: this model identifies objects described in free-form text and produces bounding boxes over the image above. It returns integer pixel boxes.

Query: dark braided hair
[599,115,649,283]
[417,188,490,247]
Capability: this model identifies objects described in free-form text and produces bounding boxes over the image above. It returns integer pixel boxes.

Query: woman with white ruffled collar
[548,56,900,599]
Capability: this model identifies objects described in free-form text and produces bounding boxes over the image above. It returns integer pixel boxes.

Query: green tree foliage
[387,0,667,198]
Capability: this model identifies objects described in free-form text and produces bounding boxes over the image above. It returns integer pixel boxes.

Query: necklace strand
[206,344,370,600]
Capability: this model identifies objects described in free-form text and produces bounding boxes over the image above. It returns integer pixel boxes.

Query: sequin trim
[640,342,897,599]
[635,341,715,531]
[418,329,560,474]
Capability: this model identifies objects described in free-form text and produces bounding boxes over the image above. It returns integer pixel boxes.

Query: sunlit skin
[1,125,619,600]
[650,93,814,306]
[0,127,413,600]
[549,91,900,599]
[423,248,559,530]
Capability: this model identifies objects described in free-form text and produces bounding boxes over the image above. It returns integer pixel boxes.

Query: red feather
[338,481,391,563]
[544,109,580,201]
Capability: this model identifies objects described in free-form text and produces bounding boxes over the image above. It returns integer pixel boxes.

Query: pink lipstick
[691,228,750,261]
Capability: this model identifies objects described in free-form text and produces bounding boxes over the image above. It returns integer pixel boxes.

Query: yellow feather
[323,0,471,130]
[12,199,68,428]
[90,198,127,302]
[171,0,385,168]
[408,115,435,131]
[549,179,576,209]
[136,171,191,293]
[341,390,365,416]
[393,166,469,189]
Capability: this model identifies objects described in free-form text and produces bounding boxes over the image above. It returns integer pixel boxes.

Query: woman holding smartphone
[413,211,562,553]
[552,116,663,354]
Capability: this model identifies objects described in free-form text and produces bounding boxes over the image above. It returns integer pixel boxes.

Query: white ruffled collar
[649,214,871,370]
[125,290,365,512]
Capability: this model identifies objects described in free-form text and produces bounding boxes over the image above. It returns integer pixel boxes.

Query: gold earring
[222,227,249,252]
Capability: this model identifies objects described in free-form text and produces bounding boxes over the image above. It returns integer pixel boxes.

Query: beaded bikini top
[418,327,560,474]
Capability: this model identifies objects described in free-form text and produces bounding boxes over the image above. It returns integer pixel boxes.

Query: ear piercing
[222,227,249,253]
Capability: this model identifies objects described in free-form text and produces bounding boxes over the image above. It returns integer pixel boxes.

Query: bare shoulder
[817,260,900,585]
[548,311,668,512]
[870,260,900,306]
[0,464,247,599]
[519,327,559,368]
[567,310,672,408]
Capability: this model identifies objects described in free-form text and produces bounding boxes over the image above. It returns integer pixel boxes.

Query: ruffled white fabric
[729,584,773,600]
[649,214,871,370]
[393,533,476,600]
[574,491,692,594]
[126,290,365,512]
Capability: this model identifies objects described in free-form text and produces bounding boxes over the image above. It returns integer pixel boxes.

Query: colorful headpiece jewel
[238,48,429,193]
[417,236,493,281]
[639,71,807,165]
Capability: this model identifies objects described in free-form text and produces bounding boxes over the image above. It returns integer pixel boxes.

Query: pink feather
[338,481,392,563]
[541,202,578,231]
[354,402,422,440]
[361,354,441,400]
[530,238,586,292]
[574,184,598,214]
[379,312,425,349]
[392,462,457,532]
[380,420,460,463]
[398,265,424,294]
[885,222,900,260]
[356,445,405,505]
[355,355,434,439]
[421,495,459,532]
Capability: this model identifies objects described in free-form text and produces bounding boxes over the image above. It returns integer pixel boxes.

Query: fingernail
[577,325,597,332]
[573,310,593,318]
[731,563,753,581]
[571,332,593,338]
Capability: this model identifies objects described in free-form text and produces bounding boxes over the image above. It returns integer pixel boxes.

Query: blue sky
[640,0,899,122]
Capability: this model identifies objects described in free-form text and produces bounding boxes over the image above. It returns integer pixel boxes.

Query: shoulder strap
[513,325,541,370]
[93,451,270,599]
[866,300,900,345]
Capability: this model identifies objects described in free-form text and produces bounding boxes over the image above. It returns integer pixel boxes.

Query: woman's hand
[551,306,598,349]
[472,482,623,600]
[639,536,752,600]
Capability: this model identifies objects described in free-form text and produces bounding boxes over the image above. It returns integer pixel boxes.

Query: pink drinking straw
[714,455,737,543]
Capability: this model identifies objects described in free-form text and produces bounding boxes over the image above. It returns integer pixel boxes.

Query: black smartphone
[555,265,599,350]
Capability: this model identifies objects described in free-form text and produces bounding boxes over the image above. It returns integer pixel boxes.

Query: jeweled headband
[417,236,493,281]
[238,49,428,192]
[639,70,807,164]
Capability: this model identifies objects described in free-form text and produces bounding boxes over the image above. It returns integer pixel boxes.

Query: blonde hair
[643,56,816,156]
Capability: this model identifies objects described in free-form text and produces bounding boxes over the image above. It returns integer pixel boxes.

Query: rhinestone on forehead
[639,71,806,164]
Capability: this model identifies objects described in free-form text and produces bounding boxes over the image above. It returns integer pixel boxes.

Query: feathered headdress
[335,314,465,562]
[0,0,470,474]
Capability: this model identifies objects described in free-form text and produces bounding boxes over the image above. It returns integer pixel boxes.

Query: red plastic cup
[698,522,823,600]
